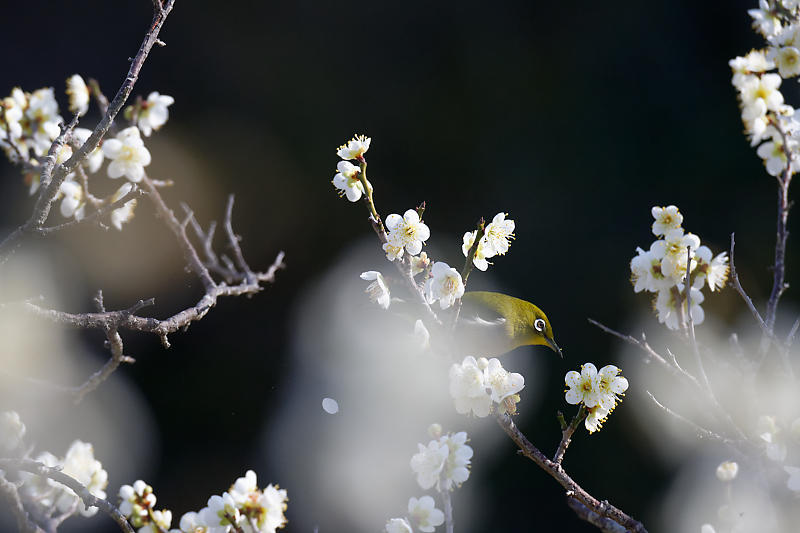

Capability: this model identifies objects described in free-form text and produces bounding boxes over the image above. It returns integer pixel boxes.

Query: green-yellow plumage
[456,291,560,358]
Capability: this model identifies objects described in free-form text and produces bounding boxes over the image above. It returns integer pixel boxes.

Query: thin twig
[223,195,255,283]
[38,188,145,236]
[72,328,135,404]
[142,173,216,291]
[645,391,745,453]
[554,405,586,464]
[766,118,793,330]
[729,233,768,331]
[684,247,713,396]
[567,498,627,533]
[440,488,454,533]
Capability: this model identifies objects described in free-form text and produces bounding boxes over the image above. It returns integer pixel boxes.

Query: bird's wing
[459,293,507,323]
[459,315,507,328]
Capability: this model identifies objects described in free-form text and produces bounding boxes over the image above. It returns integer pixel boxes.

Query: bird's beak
[545,336,563,358]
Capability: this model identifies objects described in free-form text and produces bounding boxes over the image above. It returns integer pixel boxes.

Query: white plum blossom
[102,126,151,182]
[385,209,430,257]
[484,358,524,414]
[716,461,739,482]
[177,511,209,532]
[565,363,628,433]
[137,92,174,136]
[769,45,800,78]
[410,438,448,490]
[729,50,774,88]
[596,364,628,411]
[385,518,413,533]
[58,440,108,517]
[449,356,492,417]
[565,363,602,408]
[118,479,156,521]
[655,286,705,330]
[756,133,800,176]
[651,205,683,236]
[449,356,524,416]
[629,247,671,293]
[227,470,287,533]
[749,0,783,38]
[199,492,240,533]
[382,241,405,262]
[332,160,365,202]
[110,182,138,230]
[701,524,717,533]
[0,89,24,145]
[462,230,490,271]
[20,451,61,505]
[410,251,431,276]
[482,212,515,256]
[25,87,63,156]
[631,206,725,329]
[425,262,464,309]
[141,509,172,532]
[439,431,472,490]
[59,179,85,220]
[66,74,90,116]
[0,411,26,452]
[693,246,729,292]
[410,431,472,493]
[650,228,701,280]
[73,127,104,173]
[360,270,390,309]
[408,496,444,533]
[584,405,610,434]
[336,134,371,160]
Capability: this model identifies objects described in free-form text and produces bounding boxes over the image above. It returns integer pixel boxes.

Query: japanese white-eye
[456,291,561,358]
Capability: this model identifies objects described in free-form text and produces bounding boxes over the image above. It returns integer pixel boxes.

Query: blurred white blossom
[66,74,90,116]
[102,126,151,182]
[137,91,174,136]
[425,262,463,310]
[408,495,444,533]
[360,270,391,309]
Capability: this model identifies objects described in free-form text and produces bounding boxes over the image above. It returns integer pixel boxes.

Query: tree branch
[0,0,176,262]
[494,413,648,533]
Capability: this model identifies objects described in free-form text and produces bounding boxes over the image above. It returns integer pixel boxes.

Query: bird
[454,291,561,358]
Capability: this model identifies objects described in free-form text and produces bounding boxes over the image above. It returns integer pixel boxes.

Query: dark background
[0,1,794,532]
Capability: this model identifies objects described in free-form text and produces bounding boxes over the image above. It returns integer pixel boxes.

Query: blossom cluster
[334,135,515,311]
[0,411,109,520]
[0,74,174,230]
[730,1,800,176]
[384,425,472,532]
[118,470,288,533]
[564,363,628,433]
[461,212,515,271]
[630,205,729,330]
[449,356,525,417]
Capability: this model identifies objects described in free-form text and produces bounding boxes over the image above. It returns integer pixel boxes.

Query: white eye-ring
[534,318,546,332]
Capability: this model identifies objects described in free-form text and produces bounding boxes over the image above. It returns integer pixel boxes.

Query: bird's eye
[534,318,546,332]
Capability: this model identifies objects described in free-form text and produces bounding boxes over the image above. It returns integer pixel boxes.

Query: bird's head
[525,308,562,357]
